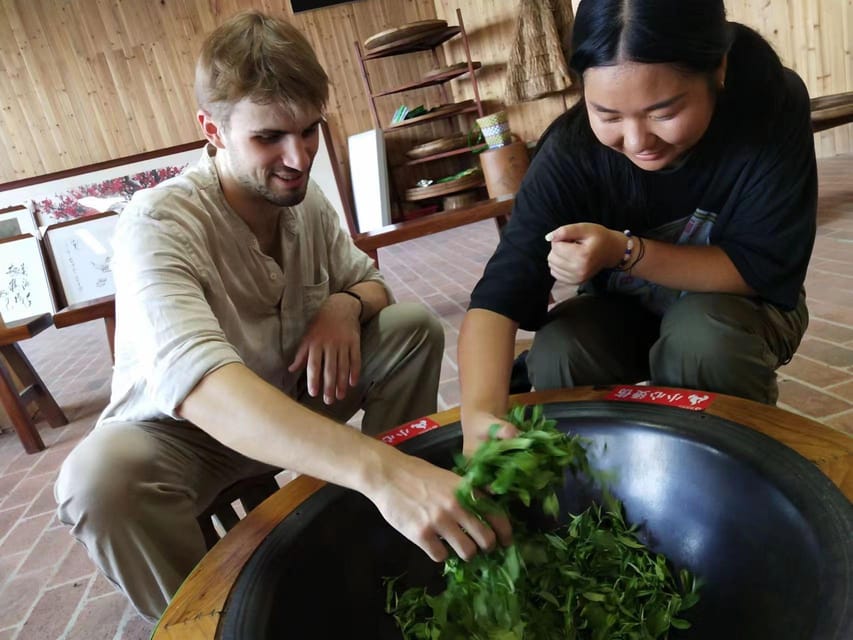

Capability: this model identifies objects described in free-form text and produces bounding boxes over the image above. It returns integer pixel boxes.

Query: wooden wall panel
[0,0,446,184]
[726,0,852,158]
[436,0,852,159]
[0,0,850,185]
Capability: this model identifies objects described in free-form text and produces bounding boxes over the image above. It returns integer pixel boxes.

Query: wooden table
[0,313,68,453]
[153,387,852,639]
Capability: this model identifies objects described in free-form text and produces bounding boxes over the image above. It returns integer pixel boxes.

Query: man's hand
[545,223,626,284]
[461,410,518,457]
[288,293,362,404]
[369,452,513,562]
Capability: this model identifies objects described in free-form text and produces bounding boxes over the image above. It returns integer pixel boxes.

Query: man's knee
[374,302,444,355]
[56,425,158,528]
[384,301,442,337]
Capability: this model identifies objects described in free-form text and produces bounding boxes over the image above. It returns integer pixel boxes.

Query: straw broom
[505,0,576,105]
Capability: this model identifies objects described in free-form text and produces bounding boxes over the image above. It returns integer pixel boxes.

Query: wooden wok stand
[152,387,852,639]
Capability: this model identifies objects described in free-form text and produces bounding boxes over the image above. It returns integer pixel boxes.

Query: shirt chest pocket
[300,274,330,322]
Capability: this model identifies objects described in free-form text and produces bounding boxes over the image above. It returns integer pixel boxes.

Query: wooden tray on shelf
[372,62,482,98]
[364,20,447,50]
[387,99,477,130]
[405,133,469,159]
[423,61,481,79]
[405,172,484,201]
[362,26,461,59]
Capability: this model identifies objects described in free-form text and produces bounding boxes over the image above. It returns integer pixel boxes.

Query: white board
[348,129,392,232]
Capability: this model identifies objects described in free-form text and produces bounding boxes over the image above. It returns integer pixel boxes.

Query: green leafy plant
[386,405,700,639]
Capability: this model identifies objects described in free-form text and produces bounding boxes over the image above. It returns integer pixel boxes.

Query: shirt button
[270,273,277,280]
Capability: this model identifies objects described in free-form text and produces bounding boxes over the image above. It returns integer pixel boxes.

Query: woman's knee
[655,294,771,362]
[651,294,779,402]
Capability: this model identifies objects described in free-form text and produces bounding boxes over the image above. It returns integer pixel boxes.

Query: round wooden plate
[405,133,469,159]
[363,19,448,50]
[423,60,482,79]
[405,171,484,201]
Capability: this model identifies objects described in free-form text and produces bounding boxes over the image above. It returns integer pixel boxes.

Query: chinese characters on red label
[378,417,442,446]
[604,385,716,411]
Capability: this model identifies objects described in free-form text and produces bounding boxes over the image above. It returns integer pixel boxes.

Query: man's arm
[177,362,512,562]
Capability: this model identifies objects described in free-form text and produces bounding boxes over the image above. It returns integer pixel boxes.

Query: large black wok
[220,402,852,639]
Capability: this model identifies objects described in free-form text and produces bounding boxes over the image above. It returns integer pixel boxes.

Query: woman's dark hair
[532,0,788,223]
[570,0,732,78]
[565,0,785,125]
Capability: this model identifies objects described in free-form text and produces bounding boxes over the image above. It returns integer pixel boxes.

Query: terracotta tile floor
[0,155,851,638]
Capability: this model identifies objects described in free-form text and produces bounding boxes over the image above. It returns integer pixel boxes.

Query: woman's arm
[546,223,754,294]
[458,309,521,455]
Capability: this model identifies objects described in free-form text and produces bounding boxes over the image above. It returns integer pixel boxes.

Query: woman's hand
[461,410,519,457]
[545,223,627,284]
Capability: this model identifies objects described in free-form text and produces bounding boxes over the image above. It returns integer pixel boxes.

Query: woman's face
[584,61,721,171]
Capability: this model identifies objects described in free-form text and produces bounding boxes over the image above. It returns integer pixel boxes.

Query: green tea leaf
[386,404,700,639]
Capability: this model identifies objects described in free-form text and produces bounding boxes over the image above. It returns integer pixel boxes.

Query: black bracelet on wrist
[339,289,364,322]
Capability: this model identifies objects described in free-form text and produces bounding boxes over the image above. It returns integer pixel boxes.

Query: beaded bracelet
[613,229,635,270]
[628,236,646,274]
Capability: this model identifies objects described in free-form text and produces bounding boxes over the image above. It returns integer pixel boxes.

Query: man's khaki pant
[55,302,443,621]
[527,291,808,405]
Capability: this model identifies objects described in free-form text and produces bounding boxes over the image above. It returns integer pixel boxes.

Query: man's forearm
[177,362,393,493]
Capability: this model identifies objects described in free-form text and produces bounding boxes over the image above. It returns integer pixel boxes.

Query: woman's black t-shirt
[469,67,817,330]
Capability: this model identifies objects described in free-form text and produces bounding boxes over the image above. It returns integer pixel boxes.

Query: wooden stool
[197,471,282,550]
[0,313,69,453]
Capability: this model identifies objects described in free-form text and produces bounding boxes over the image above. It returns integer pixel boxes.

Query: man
[55,11,510,621]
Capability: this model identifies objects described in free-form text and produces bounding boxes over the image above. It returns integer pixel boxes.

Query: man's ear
[197,109,225,148]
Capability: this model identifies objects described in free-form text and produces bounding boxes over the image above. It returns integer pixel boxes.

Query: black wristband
[339,289,364,322]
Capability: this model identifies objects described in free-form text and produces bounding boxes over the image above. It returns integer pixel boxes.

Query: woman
[459,0,817,453]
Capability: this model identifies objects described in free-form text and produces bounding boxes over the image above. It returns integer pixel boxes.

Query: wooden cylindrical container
[478,141,530,198]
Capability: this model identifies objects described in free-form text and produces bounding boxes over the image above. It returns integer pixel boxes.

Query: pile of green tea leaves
[386,405,700,639]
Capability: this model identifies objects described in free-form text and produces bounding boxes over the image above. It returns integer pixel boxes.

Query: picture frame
[0,233,56,323]
[42,212,119,308]
[0,205,39,240]
[0,142,205,226]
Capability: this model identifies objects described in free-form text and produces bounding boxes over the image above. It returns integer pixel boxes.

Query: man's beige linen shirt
[99,146,389,426]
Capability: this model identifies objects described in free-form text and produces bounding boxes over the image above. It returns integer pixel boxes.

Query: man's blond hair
[194,11,329,124]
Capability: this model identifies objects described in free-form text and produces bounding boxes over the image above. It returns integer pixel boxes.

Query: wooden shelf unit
[354,8,490,210]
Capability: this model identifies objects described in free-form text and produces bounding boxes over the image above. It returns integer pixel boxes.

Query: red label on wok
[378,417,442,446]
[605,385,716,411]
